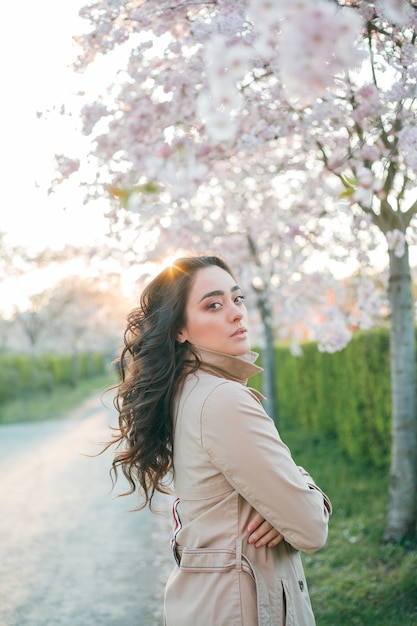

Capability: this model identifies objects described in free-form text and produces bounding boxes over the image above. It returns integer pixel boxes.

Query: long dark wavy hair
[108,255,234,509]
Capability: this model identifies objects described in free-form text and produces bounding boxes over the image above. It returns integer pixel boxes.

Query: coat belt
[175,540,273,626]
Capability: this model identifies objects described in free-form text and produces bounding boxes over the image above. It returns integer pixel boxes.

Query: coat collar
[190,346,263,385]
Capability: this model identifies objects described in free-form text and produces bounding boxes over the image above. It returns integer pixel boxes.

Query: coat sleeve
[199,380,331,553]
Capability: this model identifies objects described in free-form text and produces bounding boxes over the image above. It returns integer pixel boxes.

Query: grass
[0,373,116,425]
[280,423,417,626]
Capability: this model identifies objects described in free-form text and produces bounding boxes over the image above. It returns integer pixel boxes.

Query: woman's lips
[231,327,247,337]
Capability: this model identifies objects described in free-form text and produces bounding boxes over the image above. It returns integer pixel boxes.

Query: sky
[0,0,109,252]
[0,1,124,315]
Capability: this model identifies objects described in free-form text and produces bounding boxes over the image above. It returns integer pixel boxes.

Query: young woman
[110,255,331,626]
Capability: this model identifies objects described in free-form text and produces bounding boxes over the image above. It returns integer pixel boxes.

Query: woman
[110,255,331,626]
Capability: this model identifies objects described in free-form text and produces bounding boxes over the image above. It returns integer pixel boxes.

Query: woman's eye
[235,294,246,304]
[207,302,222,310]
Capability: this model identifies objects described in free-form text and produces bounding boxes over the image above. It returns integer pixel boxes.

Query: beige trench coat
[164,347,331,626]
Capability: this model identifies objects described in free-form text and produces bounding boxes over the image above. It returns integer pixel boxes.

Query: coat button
[298,580,304,591]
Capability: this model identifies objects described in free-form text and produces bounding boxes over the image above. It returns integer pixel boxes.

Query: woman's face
[177,265,250,356]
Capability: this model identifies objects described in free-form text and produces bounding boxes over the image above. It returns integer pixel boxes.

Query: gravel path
[0,394,174,626]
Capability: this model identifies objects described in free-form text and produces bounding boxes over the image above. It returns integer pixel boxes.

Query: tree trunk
[385,245,417,541]
[255,290,279,424]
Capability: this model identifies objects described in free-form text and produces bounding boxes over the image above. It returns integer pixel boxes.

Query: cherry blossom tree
[11,274,129,356]
[64,0,417,540]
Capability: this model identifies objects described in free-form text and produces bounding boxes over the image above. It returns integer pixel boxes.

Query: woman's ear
[177,330,187,344]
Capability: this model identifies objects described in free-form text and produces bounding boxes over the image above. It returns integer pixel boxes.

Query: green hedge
[254,327,393,469]
[1,331,396,469]
[0,353,109,404]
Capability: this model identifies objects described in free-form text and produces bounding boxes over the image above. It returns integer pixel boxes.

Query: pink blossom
[398,126,417,171]
[351,275,388,330]
[223,43,253,81]
[54,155,80,179]
[290,341,303,357]
[386,229,406,258]
[360,4,376,21]
[247,0,285,24]
[401,42,416,67]
[81,102,109,135]
[352,84,383,122]
[360,143,381,161]
[353,167,383,208]
[316,316,353,353]
[386,81,408,103]
[197,92,239,141]
[276,1,364,101]
[379,0,413,26]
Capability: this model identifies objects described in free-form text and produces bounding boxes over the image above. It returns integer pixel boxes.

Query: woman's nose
[230,304,243,321]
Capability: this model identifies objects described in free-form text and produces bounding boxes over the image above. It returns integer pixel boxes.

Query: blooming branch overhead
[73,0,417,207]
[63,0,417,353]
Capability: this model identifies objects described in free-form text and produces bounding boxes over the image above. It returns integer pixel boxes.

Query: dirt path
[0,394,174,626]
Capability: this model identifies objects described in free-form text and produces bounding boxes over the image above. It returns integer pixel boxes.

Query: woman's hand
[247,512,283,548]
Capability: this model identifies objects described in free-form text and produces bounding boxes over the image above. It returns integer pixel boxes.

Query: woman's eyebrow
[199,285,241,302]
